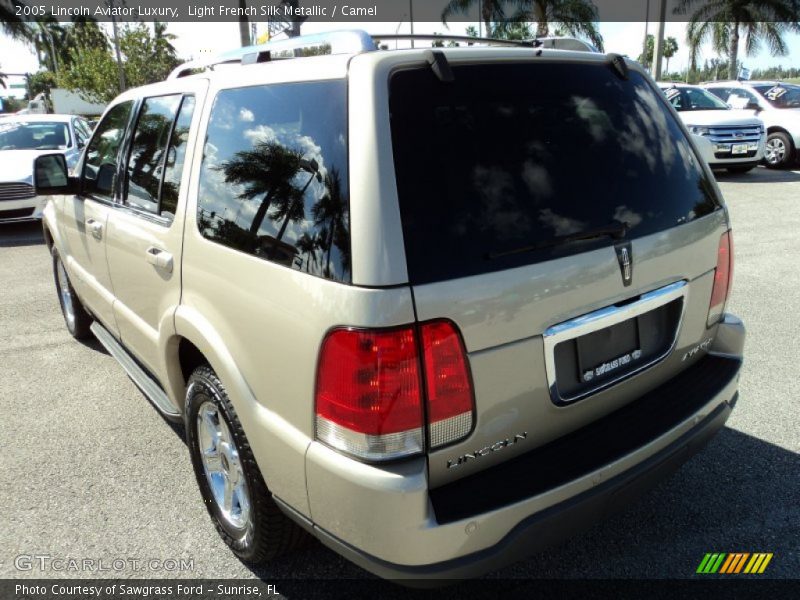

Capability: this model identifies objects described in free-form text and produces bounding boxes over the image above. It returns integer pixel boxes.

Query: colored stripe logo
[696,552,773,574]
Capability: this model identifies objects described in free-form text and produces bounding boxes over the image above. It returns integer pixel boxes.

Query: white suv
[659,83,765,174]
[704,80,800,168]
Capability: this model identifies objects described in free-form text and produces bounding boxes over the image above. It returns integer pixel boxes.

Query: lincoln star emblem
[614,242,633,286]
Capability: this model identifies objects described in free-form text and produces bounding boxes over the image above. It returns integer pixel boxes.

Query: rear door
[105,82,206,376]
[387,60,730,486]
[59,100,135,336]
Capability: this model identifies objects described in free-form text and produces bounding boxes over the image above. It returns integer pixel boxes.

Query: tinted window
[198,82,350,283]
[126,95,182,214]
[83,102,133,200]
[160,95,196,218]
[664,87,728,111]
[390,63,721,284]
[753,84,800,108]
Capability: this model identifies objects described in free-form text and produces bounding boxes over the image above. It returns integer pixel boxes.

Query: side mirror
[746,101,762,112]
[34,153,78,195]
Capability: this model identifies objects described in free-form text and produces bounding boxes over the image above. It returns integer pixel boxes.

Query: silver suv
[35,31,744,580]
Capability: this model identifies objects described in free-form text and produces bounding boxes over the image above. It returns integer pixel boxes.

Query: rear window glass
[389,62,721,285]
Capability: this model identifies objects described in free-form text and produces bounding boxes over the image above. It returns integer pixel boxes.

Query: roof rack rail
[167,29,377,79]
[372,34,598,53]
[372,34,537,48]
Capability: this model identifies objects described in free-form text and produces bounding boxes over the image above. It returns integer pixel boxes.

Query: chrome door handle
[145,246,174,273]
[85,218,103,240]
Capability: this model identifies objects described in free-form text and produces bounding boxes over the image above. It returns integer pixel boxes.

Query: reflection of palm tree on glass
[312,167,349,277]
[271,158,321,242]
[217,141,308,237]
[295,232,321,273]
[129,112,172,201]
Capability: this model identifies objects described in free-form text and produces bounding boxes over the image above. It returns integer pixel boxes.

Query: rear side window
[198,81,350,283]
[82,101,133,201]
[390,62,721,285]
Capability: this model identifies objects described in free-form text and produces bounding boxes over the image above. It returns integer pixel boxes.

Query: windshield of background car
[664,86,729,111]
[753,84,800,108]
[0,121,71,150]
[389,61,722,284]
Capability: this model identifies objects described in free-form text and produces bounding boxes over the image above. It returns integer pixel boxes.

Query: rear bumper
[296,314,745,580]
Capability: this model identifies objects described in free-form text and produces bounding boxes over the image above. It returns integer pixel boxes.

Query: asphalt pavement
[1,167,798,593]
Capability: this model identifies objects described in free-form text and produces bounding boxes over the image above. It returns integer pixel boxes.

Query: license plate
[576,318,641,383]
[732,143,748,154]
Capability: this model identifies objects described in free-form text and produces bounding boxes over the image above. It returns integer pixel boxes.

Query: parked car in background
[659,83,765,174]
[704,81,800,168]
[0,114,92,223]
[34,32,744,580]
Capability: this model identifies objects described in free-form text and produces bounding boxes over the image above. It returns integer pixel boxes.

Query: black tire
[726,166,754,174]
[51,247,92,339]
[764,131,794,169]
[185,365,306,563]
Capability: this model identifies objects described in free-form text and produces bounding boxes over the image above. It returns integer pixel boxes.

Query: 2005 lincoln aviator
[34,31,744,579]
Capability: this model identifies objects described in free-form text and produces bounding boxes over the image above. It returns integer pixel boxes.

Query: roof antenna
[607,53,629,80]
[424,50,454,83]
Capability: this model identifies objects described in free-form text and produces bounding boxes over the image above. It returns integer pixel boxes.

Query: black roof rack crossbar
[372,34,538,48]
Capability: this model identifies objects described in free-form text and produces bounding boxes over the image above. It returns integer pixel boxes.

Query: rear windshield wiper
[487,221,628,260]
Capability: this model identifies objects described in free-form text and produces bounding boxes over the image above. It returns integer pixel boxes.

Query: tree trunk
[535,1,549,38]
[238,0,250,46]
[481,1,492,37]
[729,22,739,80]
[665,56,670,74]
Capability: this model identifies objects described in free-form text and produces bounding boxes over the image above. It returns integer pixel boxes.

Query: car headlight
[688,126,710,136]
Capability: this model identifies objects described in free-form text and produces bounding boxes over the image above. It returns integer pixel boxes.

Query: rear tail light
[315,327,424,461]
[315,321,474,461]
[420,321,474,449]
[707,230,734,327]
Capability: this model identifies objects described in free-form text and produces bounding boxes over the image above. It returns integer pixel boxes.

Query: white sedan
[0,114,93,223]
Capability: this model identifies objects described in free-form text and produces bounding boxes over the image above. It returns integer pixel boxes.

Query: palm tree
[295,232,321,273]
[676,0,800,80]
[153,21,177,59]
[638,34,655,69]
[663,36,679,74]
[441,0,510,37]
[517,0,604,50]
[0,1,34,44]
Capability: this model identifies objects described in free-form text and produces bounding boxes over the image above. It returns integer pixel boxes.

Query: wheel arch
[766,125,795,145]
[166,305,313,518]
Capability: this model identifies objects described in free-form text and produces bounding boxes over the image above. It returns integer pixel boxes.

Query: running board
[90,322,181,420]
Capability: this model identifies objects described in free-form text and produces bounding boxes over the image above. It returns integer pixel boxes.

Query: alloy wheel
[196,400,252,531]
